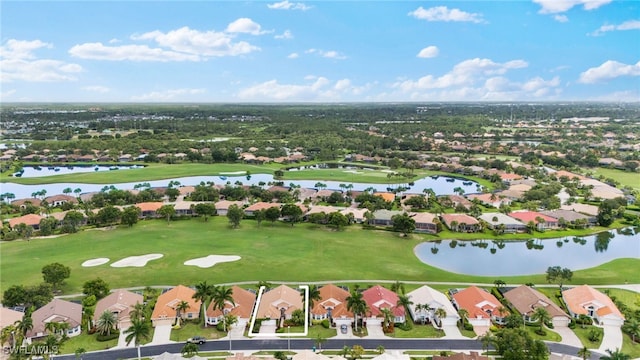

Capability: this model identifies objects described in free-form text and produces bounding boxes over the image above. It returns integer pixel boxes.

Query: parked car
[340,324,348,334]
[187,336,206,344]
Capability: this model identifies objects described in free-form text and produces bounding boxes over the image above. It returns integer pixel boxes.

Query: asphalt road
[53,338,605,360]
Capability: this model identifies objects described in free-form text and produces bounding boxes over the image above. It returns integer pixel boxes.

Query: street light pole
[287,325,291,354]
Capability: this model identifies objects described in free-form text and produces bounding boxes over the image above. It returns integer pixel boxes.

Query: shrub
[397,322,412,331]
[535,329,547,336]
[321,319,330,329]
[464,322,474,331]
[588,328,601,343]
[568,319,576,329]
[216,322,224,331]
[96,331,119,342]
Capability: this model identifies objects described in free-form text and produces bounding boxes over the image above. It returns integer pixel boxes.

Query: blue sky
[1,0,639,102]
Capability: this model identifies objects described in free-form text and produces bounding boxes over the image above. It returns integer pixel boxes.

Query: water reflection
[414,229,640,276]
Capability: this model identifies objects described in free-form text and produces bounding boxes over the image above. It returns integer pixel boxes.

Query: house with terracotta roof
[215,200,245,216]
[244,202,281,217]
[562,285,624,326]
[255,285,303,321]
[310,284,353,326]
[177,186,196,197]
[552,170,586,181]
[135,202,164,218]
[438,195,472,210]
[340,208,367,223]
[371,210,405,227]
[540,209,595,227]
[560,203,599,217]
[466,193,511,208]
[172,201,198,216]
[8,213,43,230]
[47,210,88,226]
[151,285,201,326]
[410,212,438,234]
[508,211,558,231]
[44,194,77,207]
[362,285,405,324]
[440,213,481,232]
[206,286,256,326]
[504,285,570,327]
[406,285,459,326]
[432,352,489,360]
[478,213,525,233]
[27,299,82,341]
[94,289,144,329]
[374,192,396,203]
[499,173,523,183]
[1,307,24,332]
[11,198,42,209]
[451,286,508,331]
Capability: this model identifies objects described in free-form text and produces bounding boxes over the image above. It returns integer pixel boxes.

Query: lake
[13,165,144,178]
[1,172,478,200]
[414,228,640,276]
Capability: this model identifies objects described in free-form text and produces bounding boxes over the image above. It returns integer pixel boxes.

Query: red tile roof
[311,284,353,319]
[135,202,164,212]
[452,286,508,319]
[562,285,624,319]
[362,285,404,317]
[8,213,43,228]
[508,211,557,223]
[206,285,256,319]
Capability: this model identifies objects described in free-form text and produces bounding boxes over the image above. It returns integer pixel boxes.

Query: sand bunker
[82,258,110,267]
[184,255,241,268]
[220,171,246,175]
[111,254,163,268]
[343,170,361,174]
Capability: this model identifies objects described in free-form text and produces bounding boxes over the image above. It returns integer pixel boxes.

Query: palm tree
[96,310,118,336]
[181,342,199,357]
[130,302,146,322]
[577,346,591,360]
[396,294,413,325]
[175,300,191,327]
[304,285,321,325]
[434,308,447,328]
[193,281,215,327]
[390,281,406,295]
[531,307,551,333]
[211,286,235,332]
[376,345,385,354]
[478,331,495,353]
[1,324,16,348]
[379,307,394,332]
[15,313,33,344]
[314,334,327,352]
[457,309,469,330]
[622,318,640,343]
[346,290,368,332]
[124,319,151,360]
[599,348,631,360]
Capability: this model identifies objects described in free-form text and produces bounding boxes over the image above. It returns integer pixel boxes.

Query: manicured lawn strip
[169,321,226,342]
[284,325,336,339]
[58,333,118,354]
[387,324,445,338]
[591,168,640,192]
[1,218,639,295]
[522,325,561,342]
[621,334,640,358]
[572,326,603,349]
[601,288,640,311]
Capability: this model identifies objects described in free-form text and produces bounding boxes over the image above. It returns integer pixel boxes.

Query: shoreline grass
[1,217,638,295]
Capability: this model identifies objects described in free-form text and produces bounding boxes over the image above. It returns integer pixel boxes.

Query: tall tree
[577,347,590,360]
[194,203,216,222]
[42,263,71,292]
[121,206,141,227]
[396,294,413,325]
[211,286,235,332]
[304,285,321,324]
[226,204,244,228]
[281,204,303,226]
[531,307,551,333]
[546,266,573,289]
[346,290,368,332]
[391,213,416,236]
[124,319,151,360]
[82,278,110,299]
[264,206,281,225]
[175,301,190,326]
[599,348,631,360]
[157,204,176,224]
[193,281,215,327]
[96,310,117,336]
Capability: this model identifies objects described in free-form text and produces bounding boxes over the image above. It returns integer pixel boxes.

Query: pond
[13,165,144,178]
[414,228,640,276]
[1,173,478,201]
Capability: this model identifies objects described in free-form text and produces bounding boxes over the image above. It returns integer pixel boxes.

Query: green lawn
[621,334,640,358]
[169,321,226,342]
[573,325,603,349]
[58,333,118,354]
[591,168,640,192]
[1,217,639,294]
[387,324,445,338]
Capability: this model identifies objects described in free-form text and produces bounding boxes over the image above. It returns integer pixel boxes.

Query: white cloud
[417,46,439,58]
[408,6,485,23]
[305,48,347,60]
[1,39,83,83]
[82,85,110,93]
[69,42,201,61]
[275,30,293,40]
[108,38,121,44]
[131,88,206,101]
[590,90,640,102]
[578,60,640,83]
[287,52,299,59]
[225,18,269,35]
[267,1,311,11]
[533,0,611,14]
[131,26,260,57]
[553,14,569,22]
[590,20,640,36]
[0,89,16,99]
[237,77,370,101]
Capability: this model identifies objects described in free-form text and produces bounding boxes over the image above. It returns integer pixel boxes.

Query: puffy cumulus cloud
[578,60,640,83]
[131,88,206,101]
[287,52,299,59]
[553,15,569,22]
[267,0,311,11]
[533,0,611,14]
[1,39,83,83]
[82,85,110,93]
[69,42,201,61]
[390,57,558,101]
[236,77,370,101]
[275,30,293,40]
[225,18,270,35]
[417,46,439,58]
[590,20,640,36]
[305,48,347,60]
[132,26,260,57]
[408,6,485,23]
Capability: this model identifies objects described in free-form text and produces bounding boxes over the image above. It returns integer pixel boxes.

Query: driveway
[333,320,354,339]
[149,320,173,345]
[365,319,386,339]
[440,324,464,339]
[229,318,248,339]
[554,325,582,348]
[116,325,134,348]
[598,325,623,353]
[259,319,277,337]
